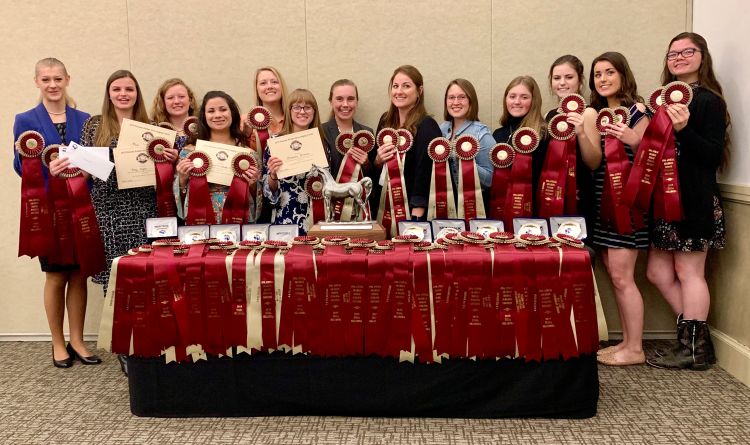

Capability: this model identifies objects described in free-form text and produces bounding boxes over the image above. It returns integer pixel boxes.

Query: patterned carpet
[0,341,748,444]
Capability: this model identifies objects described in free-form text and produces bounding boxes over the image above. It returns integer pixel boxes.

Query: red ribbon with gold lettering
[411,249,434,362]
[222,152,257,224]
[387,242,412,357]
[183,243,207,349]
[202,248,231,355]
[230,249,252,349]
[259,246,279,350]
[489,143,514,224]
[41,146,75,265]
[148,138,177,217]
[66,175,106,278]
[622,107,669,212]
[185,151,214,225]
[16,131,54,258]
[427,137,452,219]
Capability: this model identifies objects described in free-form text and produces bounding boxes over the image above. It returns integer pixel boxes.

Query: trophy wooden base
[307,222,387,241]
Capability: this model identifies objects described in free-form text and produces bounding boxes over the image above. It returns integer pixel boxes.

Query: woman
[176,91,260,223]
[545,55,600,236]
[246,66,288,223]
[646,33,728,370]
[369,65,441,221]
[77,70,175,291]
[584,53,651,367]
[150,78,198,221]
[12,58,96,367]
[264,89,322,233]
[491,76,549,213]
[439,78,494,200]
[150,78,198,149]
[321,79,374,182]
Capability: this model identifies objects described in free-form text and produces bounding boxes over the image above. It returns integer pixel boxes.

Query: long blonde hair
[35,57,76,108]
[150,78,198,123]
[254,66,288,109]
[499,76,546,137]
[94,70,150,147]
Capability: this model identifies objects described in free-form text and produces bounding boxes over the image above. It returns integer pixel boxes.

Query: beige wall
[0,0,690,338]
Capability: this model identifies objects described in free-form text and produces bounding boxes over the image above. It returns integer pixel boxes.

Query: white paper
[64,141,115,181]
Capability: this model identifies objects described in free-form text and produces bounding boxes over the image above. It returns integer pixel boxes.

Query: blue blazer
[12,102,90,181]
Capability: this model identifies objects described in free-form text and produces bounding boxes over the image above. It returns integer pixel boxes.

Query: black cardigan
[672,86,727,239]
[368,115,441,217]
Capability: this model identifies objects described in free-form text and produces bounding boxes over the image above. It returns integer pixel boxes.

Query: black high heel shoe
[52,345,73,368]
[67,343,102,365]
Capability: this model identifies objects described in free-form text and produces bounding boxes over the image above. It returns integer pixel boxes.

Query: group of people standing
[14,32,728,371]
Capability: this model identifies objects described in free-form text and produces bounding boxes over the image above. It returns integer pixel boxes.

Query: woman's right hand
[567,112,585,135]
[48,157,71,177]
[375,142,397,166]
[176,158,194,187]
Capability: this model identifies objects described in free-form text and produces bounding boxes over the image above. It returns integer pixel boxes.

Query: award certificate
[195,139,247,186]
[113,119,177,189]
[267,128,328,178]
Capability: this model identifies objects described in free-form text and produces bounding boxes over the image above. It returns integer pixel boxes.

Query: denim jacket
[439,120,495,189]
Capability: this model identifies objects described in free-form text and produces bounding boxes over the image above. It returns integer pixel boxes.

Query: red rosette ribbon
[427,137,452,219]
[538,115,576,218]
[183,116,199,139]
[612,106,631,127]
[376,128,399,148]
[247,106,272,158]
[353,130,375,153]
[222,152,258,224]
[558,93,586,115]
[335,131,355,156]
[16,131,55,258]
[662,81,693,107]
[595,108,615,135]
[502,127,539,228]
[454,135,483,221]
[489,143,515,221]
[148,138,177,217]
[40,145,75,265]
[396,129,413,157]
[305,174,326,224]
[647,87,665,114]
[185,151,214,225]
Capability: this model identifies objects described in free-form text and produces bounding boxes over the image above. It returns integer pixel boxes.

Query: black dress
[80,116,158,288]
[651,86,727,251]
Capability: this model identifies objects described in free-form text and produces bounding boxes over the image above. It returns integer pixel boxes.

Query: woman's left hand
[606,122,640,147]
[241,165,260,185]
[349,147,369,165]
[665,103,690,132]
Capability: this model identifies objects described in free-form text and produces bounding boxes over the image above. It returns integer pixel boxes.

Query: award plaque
[145,217,178,239]
[178,225,210,244]
[469,219,505,238]
[558,93,586,115]
[647,87,665,114]
[431,219,466,239]
[268,224,299,242]
[397,221,433,242]
[513,218,550,237]
[242,223,271,242]
[210,224,241,243]
[550,216,587,240]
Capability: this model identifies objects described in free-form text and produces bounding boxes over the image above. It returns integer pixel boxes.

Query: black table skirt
[127,352,598,418]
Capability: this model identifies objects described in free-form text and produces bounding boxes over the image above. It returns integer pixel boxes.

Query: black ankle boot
[647,320,712,370]
[654,313,684,358]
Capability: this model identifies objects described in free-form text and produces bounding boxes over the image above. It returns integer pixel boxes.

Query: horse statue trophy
[309,164,373,222]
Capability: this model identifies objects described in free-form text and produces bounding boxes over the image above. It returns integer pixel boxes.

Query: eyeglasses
[666,48,701,60]
[292,105,313,113]
[447,95,468,102]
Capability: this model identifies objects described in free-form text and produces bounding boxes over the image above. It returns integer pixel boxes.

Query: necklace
[47,109,66,116]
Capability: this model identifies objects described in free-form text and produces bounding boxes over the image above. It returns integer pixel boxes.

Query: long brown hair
[281,89,321,136]
[380,65,428,134]
[94,70,149,147]
[588,52,643,110]
[443,78,479,122]
[662,32,731,169]
[150,78,198,123]
[499,76,546,137]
